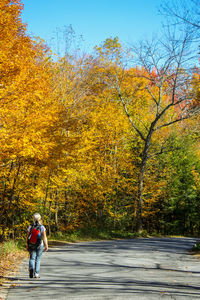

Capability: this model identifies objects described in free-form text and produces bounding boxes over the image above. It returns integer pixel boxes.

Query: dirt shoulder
[0,249,28,300]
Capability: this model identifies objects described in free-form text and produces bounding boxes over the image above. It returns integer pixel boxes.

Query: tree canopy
[0,0,200,240]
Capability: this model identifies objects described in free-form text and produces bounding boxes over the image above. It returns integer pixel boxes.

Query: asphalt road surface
[6,237,200,299]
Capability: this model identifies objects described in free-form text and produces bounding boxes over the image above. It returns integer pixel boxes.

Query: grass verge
[49,228,151,243]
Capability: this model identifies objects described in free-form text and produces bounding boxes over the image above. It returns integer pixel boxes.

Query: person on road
[27,213,48,278]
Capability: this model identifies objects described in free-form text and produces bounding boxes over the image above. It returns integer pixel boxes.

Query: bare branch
[118,92,145,141]
[145,86,158,106]
[155,104,200,131]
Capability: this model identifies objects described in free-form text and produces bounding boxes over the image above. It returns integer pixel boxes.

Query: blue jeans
[29,244,44,274]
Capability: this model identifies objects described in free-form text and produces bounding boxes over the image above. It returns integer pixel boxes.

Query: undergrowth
[49,228,151,242]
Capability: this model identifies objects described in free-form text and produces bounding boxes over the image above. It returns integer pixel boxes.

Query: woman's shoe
[29,269,34,278]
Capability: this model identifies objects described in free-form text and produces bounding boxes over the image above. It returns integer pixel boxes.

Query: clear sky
[21,0,166,54]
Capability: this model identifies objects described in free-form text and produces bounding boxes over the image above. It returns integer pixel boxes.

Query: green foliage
[50,227,145,242]
[156,133,200,235]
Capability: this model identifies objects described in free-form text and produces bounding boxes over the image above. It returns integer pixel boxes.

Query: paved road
[6,237,200,299]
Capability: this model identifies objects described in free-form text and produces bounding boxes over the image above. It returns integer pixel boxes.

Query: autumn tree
[48,53,137,232]
[94,34,200,232]
[0,0,63,239]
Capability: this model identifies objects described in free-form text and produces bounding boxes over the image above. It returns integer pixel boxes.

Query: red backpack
[28,223,42,250]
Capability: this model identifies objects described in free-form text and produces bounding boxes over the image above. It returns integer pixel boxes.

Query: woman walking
[27,213,48,278]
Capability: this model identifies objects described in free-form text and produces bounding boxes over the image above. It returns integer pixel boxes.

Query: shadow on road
[4,274,200,299]
[5,237,200,299]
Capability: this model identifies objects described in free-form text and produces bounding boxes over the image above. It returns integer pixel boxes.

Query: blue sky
[21,0,166,54]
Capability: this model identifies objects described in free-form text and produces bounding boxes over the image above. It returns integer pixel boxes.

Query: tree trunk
[136,129,153,232]
[43,173,51,215]
[48,200,52,237]
[55,190,59,231]
[136,163,145,232]
[0,162,14,230]
[64,191,68,226]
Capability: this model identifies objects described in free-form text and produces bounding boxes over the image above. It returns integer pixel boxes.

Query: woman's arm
[43,230,48,251]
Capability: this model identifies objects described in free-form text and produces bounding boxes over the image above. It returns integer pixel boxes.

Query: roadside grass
[49,228,152,243]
